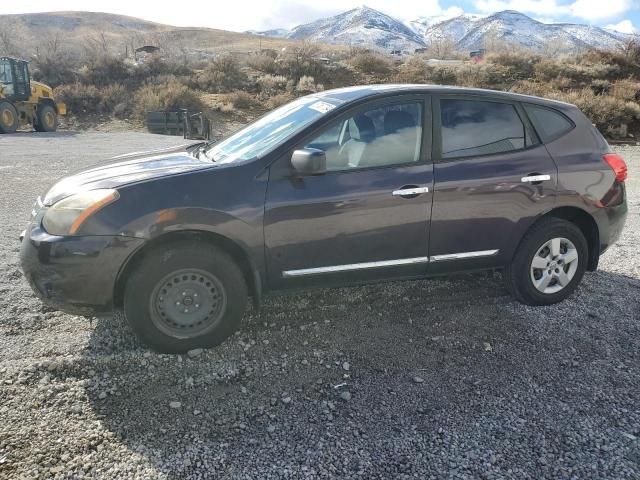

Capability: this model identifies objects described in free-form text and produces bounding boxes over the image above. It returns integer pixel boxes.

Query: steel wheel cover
[149,268,227,339]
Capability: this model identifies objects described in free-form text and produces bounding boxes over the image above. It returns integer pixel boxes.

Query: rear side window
[523,104,574,143]
[439,99,533,159]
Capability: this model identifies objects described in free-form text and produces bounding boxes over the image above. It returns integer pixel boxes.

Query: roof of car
[314,84,575,110]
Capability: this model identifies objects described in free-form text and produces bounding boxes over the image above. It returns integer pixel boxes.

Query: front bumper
[20,224,144,316]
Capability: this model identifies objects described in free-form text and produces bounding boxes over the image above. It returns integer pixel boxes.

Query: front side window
[304,102,423,171]
[440,99,532,159]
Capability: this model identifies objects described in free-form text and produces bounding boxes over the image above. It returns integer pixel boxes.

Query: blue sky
[2,0,639,33]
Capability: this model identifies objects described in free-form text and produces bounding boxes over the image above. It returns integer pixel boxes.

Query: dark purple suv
[20,85,628,352]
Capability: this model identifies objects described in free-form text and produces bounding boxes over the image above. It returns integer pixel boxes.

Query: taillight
[603,153,628,182]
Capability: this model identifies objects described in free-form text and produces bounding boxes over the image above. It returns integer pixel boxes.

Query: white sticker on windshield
[308,101,336,114]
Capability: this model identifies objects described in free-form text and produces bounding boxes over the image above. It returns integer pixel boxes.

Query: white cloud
[568,0,633,20]
[606,19,636,32]
[474,0,633,21]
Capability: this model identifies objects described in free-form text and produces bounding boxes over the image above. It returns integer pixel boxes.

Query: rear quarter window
[523,104,574,143]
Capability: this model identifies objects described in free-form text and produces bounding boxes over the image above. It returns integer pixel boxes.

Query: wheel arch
[38,97,57,112]
[523,206,600,271]
[113,230,262,311]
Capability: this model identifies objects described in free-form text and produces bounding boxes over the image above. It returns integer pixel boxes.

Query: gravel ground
[0,132,638,479]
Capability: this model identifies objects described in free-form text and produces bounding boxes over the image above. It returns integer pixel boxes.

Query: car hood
[43,144,213,206]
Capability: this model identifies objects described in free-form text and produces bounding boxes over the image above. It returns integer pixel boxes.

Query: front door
[264,97,433,289]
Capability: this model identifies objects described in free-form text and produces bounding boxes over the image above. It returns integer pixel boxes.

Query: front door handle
[521,174,551,183]
[392,186,429,197]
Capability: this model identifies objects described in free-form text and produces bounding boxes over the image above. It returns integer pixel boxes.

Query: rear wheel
[504,218,588,305]
[124,242,248,353]
[0,100,19,133]
[35,104,57,132]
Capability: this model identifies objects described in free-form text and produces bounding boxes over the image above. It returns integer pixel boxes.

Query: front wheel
[35,104,57,132]
[124,242,248,353]
[504,218,588,306]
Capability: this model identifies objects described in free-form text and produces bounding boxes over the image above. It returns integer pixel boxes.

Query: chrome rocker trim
[282,250,499,277]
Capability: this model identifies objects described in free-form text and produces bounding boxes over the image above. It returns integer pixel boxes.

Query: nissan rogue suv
[20,85,628,352]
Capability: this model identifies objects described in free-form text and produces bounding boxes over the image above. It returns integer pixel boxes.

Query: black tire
[504,218,588,306]
[0,100,19,134]
[35,104,57,132]
[124,242,248,353]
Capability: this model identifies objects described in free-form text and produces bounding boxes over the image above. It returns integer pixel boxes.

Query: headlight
[42,189,119,236]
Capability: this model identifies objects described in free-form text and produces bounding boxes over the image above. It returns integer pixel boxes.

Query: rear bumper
[599,183,628,255]
[20,224,144,316]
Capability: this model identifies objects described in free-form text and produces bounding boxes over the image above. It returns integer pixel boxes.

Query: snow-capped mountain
[282,6,426,51]
[434,10,630,52]
[252,6,635,53]
[409,13,484,40]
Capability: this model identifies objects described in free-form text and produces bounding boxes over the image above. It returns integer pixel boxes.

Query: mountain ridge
[254,6,636,53]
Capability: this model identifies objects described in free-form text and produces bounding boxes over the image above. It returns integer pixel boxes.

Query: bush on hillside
[256,74,289,96]
[134,80,205,119]
[221,90,258,109]
[296,75,323,93]
[197,55,248,92]
[266,92,296,109]
[54,83,102,114]
[349,52,393,75]
[81,55,130,87]
[247,54,278,74]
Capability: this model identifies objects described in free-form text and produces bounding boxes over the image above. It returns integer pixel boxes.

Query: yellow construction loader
[0,56,66,133]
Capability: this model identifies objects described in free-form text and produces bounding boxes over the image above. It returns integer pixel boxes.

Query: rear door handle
[521,174,551,183]
[392,186,429,197]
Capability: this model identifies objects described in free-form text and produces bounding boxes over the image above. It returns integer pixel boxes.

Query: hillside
[0,11,336,60]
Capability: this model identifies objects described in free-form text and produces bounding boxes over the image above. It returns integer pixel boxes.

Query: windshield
[204,96,338,164]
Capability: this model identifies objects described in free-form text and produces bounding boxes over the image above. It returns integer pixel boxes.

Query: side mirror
[291,148,326,175]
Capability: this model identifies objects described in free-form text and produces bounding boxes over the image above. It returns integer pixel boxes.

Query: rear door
[429,95,558,272]
[264,95,434,290]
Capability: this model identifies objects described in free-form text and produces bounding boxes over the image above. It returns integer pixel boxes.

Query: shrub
[590,79,610,95]
[276,43,329,83]
[81,55,130,87]
[54,83,102,114]
[296,75,323,93]
[99,84,132,117]
[611,79,640,102]
[266,92,295,109]
[553,89,640,137]
[349,52,392,75]
[32,56,78,88]
[133,80,205,119]
[247,54,278,74]
[256,74,288,96]
[395,56,428,83]
[221,90,258,109]
[134,56,193,81]
[424,65,457,85]
[534,59,620,84]
[485,52,537,79]
[454,63,513,89]
[197,55,247,92]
